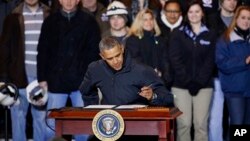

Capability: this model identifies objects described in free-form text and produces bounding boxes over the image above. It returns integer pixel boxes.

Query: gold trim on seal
[92,109,125,141]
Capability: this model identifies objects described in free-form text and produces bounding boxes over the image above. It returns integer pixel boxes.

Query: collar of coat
[179,23,209,40]
[160,11,183,31]
[102,50,132,75]
[230,30,250,43]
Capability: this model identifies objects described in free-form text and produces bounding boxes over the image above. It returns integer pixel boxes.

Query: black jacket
[156,14,183,43]
[206,11,228,39]
[80,52,174,106]
[168,25,216,93]
[126,31,172,87]
[37,9,101,93]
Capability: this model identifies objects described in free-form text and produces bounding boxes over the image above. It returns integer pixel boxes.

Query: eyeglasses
[165,10,180,14]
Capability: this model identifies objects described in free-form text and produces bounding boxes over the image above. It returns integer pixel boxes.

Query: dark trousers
[226,97,250,125]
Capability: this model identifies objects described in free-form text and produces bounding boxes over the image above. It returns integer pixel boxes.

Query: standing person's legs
[193,88,213,141]
[70,90,84,107]
[70,90,89,141]
[10,88,29,141]
[244,98,250,124]
[223,96,230,141]
[226,96,245,141]
[226,97,245,125]
[26,77,47,141]
[209,79,224,141]
[45,93,68,141]
[172,87,192,141]
[32,105,47,141]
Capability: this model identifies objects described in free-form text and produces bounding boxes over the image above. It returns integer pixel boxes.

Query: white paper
[115,104,148,109]
[83,105,116,109]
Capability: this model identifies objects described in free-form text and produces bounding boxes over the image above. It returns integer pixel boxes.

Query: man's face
[109,15,126,31]
[221,0,238,13]
[59,0,80,12]
[82,0,97,9]
[24,0,39,7]
[100,45,124,71]
[164,3,182,24]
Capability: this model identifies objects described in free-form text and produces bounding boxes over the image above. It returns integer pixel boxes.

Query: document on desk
[115,104,148,109]
[83,105,116,109]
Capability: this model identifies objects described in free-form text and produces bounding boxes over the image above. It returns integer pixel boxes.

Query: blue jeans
[209,78,224,141]
[226,97,250,125]
[10,77,47,141]
[45,91,89,141]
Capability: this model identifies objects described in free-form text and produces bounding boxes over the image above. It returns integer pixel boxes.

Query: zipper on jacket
[192,41,197,79]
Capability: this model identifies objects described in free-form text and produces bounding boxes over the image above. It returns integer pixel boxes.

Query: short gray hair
[99,37,122,52]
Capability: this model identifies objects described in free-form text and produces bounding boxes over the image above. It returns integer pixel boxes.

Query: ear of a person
[99,53,105,60]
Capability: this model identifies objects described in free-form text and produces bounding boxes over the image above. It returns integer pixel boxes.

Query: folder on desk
[83,105,116,109]
[115,104,148,109]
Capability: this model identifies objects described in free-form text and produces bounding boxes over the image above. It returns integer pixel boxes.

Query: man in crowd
[81,0,109,34]
[0,0,50,140]
[37,0,101,140]
[80,37,174,107]
[102,1,129,45]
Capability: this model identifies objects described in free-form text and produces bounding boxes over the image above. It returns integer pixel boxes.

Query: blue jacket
[79,53,174,106]
[216,31,250,97]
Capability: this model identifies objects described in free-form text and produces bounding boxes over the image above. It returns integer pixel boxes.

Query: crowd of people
[0,0,249,141]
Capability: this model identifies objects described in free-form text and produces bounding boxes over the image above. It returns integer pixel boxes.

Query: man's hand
[34,99,46,106]
[246,56,250,64]
[138,85,153,101]
[34,81,48,106]
[39,81,48,91]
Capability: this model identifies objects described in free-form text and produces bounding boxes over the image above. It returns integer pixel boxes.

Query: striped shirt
[23,4,43,77]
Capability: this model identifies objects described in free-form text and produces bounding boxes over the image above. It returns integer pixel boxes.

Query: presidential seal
[92,109,125,141]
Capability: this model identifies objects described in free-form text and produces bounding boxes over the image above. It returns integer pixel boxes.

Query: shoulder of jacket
[12,3,24,14]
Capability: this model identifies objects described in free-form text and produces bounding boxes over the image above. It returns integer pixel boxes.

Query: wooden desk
[48,107,182,141]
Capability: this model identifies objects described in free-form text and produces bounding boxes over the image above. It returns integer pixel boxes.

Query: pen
[138,83,153,94]
[147,83,153,88]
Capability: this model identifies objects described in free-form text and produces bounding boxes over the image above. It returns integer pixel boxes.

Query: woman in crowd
[216,6,250,126]
[126,8,171,87]
[168,1,216,141]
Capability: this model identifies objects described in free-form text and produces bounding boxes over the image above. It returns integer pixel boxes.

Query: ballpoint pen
[138,83,153,94]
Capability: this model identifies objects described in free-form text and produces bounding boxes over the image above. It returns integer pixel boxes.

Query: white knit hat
[106,1,128,16]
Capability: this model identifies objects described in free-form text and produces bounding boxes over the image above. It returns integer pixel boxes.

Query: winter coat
[80,52,174,106]
[37,9,101,93]
[168,24,216,93]
[216,31,250,97]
